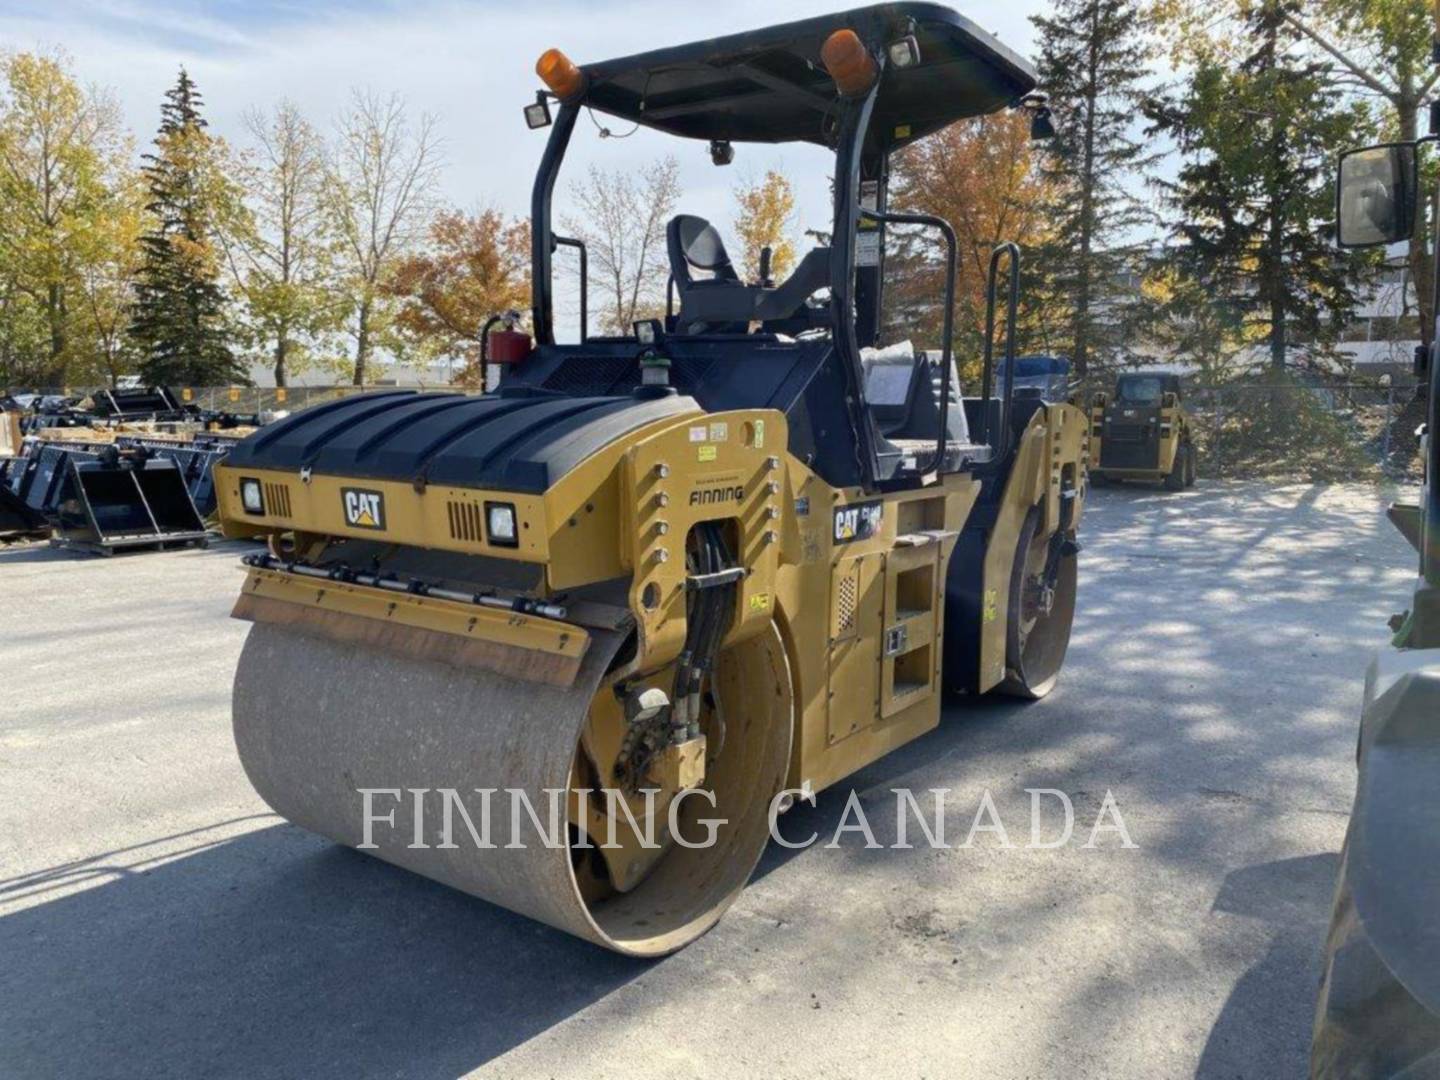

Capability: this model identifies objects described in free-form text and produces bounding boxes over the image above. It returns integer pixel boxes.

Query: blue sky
[0,0,1049,241]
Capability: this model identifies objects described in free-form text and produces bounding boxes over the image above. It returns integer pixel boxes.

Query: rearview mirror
[1337,143,1418,247]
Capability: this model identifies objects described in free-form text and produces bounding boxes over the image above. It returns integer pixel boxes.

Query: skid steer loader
[213,3,1089,956]
[1312,54,1440,1077]
[1088,371,1195,490]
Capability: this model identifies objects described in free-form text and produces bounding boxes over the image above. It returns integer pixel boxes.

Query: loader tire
[1164,444,1186,491]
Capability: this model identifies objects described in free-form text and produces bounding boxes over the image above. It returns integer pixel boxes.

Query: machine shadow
[0,824,645,1080]
[754,692,1031,879]
[0,541,94,565]
[1194,853,1341,1079]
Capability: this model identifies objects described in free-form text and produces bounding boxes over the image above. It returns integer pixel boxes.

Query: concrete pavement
[0,480,1416,1078]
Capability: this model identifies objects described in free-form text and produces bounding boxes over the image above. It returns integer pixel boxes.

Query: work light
[888,35,921,68]
[633,319,662,346]
[240,478,264,515]
[524,93,552,130]
[486,502,518,547]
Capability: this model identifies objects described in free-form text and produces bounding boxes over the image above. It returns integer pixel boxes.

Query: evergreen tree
[1154,5,1374,370]
[129,69,243,386]
[1031,0,1156,377]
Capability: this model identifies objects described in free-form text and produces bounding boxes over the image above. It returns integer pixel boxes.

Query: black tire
[997,507,1078,700]
[1184,442,1197,487]
[1164,443,1186,491]
[1312,831,1440,1076]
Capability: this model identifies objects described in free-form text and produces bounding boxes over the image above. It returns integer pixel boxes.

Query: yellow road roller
[214,3,1089,955]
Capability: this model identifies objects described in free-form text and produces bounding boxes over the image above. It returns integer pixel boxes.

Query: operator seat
[667,214,830,334]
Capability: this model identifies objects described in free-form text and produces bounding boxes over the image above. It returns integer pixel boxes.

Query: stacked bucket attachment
[4,439,210,553]
[51,447,208,555]
[0,412,47,540]
[0,479,46,542]
[117,434,238,518]
[1,390,253,549]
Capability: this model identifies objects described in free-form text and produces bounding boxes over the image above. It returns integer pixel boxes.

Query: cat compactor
[214,3,1088,956]
[1088,371,1195,489]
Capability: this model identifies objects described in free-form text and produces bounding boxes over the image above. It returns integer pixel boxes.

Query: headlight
[240,478,264,515]
[486,502,518,547]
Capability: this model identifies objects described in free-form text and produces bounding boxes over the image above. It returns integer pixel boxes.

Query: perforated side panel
[540,356,634,396]
[834,566,858,638]
[539,355,717,397]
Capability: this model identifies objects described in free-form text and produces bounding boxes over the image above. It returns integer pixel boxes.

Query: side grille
[263,481,292,518]
[834,570,858,637]
[448,500,484,543]
[541,356,634,395]
[539,354,717,396]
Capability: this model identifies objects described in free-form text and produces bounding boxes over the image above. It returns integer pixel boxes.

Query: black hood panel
[225,389,698,494]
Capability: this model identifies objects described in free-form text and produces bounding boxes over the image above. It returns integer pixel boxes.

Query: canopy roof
[577,3,1037,153]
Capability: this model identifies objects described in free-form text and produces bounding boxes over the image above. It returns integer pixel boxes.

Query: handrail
[860,207,957,473]
[552,235,588,343]
[978,242,1021,461]
[829,77,884,491]
[529,102,579,346]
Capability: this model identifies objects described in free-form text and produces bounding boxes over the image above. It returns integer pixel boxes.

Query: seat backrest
[668,215,741,286]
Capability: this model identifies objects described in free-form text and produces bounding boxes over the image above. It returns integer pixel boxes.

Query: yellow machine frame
[216,396,1086,798]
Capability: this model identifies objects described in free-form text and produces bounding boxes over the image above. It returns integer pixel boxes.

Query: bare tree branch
[1281,10,1396,99]
[326,90,443,383]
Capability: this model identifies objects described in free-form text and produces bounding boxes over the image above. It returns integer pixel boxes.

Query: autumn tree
[0,50,131,385]
[1288,0,1436,338]
[227,101,339,386]
[0,274,49,385]
[385,207,529,386]
[71,172,146,385]
[1159,0,1439,340]
[326,90,442,385]
[1137,261,1255,384]
[564,157,680,334]
[888,111,1061,373]
[129,69,244,386]
[1153,6,1375,370]
[732,170,797,282]
[1032,0,1157,376]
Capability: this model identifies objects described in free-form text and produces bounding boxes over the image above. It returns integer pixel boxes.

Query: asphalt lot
[0,479,1418,1079]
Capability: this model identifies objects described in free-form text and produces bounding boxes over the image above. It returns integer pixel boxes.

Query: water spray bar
[241,552,568,620]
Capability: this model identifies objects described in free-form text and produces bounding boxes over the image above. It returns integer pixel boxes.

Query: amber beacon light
[536,48,586,100]
[821,29,878,95]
